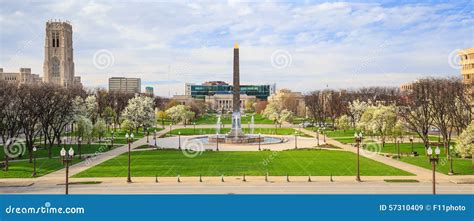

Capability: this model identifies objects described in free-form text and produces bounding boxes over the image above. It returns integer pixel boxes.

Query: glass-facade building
[191,84,272,100]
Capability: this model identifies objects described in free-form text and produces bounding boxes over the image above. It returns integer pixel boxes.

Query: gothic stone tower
[43,20,75,86]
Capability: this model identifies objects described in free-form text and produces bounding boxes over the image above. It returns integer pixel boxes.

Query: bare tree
[0,82,21,170]
[304,91,325,125]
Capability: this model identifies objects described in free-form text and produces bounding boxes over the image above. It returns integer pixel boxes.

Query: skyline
[1,0,473,97]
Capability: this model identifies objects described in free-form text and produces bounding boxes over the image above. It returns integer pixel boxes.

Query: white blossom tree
[121,95,155,132]
[165,105,194,125]
[336,115,351,132]
[85,95,99,124]
[456,121,473,159]
[347,99,368,127]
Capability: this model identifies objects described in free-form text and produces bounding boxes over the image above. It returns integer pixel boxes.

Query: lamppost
[294,131,298,149]
[77,137,82,159]
[146,127,149,144]
[258,133,261,151]
[178,131,181,150]
[153,129,157,148]
[60,147,74,195]
[216,133,219,151]
[32,146,37,177]
[409,137,414,154]
[193,122,196,135]
[111,131,115,149]
[427,146,440,194]
[169,124,172,137]
[354,132,363,182]
[396,139,401,159]
[125,133,134,183]
[322,127,326,143]
[448,145,454,175]
[316,129,320,146]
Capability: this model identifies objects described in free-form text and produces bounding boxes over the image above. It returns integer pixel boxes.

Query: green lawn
[400,156,473,175]
[0,143,120,160]
[74,149,412,177]
[0,158,82,178]
[167,127,310,136]
[366,142,452,156]
[193,113,273,125]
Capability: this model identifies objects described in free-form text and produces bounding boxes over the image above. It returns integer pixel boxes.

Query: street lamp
[169,124,172,137]
[322,127,326,143]
[409,137,414,154]
[316,129,320,146]
[111,131,115,149]
[427,146,440,194]
[178,131,181,150]
[153,129,157,148]
[396,139,401,159]
[294,131,298,149]
[448,145,454,175]
[146,127,149,144]
[77,137,82,159]
[32,146,37,177]
[193,122,196,135]
[216,133,219,151]
[125,133,134,183]
[60,147,74,195]
[258,133,261,151]
[354,132,363,182]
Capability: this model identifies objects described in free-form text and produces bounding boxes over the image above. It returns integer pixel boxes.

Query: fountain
[205,42,283,145]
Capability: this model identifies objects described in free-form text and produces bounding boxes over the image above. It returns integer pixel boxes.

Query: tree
[85,95,99,124]
[397,79,432,152]
[17,84,43,162]
[336,115,350,132]
[347,100,368,128]
[93,118,107,142]
[156,110,168,128]
[76,115,93,155]
[456,121,473,159]
[165,105,194,125]
[121,95,155,132]
[0,82,21,170]
[369,105,397,147]
[102,106,116,132]
[262,102,294,127]
[304,91,325,125]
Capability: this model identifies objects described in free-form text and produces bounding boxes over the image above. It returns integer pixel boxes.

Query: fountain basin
[191,134,285,145]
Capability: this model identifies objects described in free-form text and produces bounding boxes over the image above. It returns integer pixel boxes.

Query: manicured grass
[384,179,419,183]
[0,143,120,160]
[400,156,473,175]
[167,128,310,137]
[74,149,412,177]
[362,142,445,156]
[0,158,82,178]
[193,113,273,125]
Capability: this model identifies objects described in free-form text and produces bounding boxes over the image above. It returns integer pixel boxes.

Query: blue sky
[0,0,473,97]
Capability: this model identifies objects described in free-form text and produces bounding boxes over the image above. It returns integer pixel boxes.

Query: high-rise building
[145,86,154,96]
[459,47,473,108]
[43,20,77,86]
[0,68,42,84]
[108,77,141,93]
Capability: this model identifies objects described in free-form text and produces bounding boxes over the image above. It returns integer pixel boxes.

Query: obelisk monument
[228,42,245,138]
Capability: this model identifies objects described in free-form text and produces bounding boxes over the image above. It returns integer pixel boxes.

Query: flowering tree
[156,110,168,128]
[93,118,107,142]
[336,115,351,132]
[76,115,93,143]
[347,100,368,127]
[85,95,99,124]
[456,121,473,159]
[121,95,155,132]
[369,105,397,147]
[165,105,194,125]
[263,102,294,127]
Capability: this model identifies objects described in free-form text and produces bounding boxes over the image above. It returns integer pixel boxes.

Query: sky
[0,0,473,97]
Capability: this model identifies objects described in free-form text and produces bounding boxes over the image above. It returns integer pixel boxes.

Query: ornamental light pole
[427,146,440,194]
[354,132,363,182]
[216,133,219,151]
[409,137,414,154]
[316,128,320,146]
[322,127,326,143]
[60,147,74,195]
[32,146,37,177]
[111,131,115,149]
[193,122,196,135]
[294,131,298,149]
[448,145,454,175]
[77,137,82,159]
[178,131,181,150]
[258,133,261,151]
[125,133,134,183]
[146,127,149,144]
[169,124,172,137]
[154,129,157,148]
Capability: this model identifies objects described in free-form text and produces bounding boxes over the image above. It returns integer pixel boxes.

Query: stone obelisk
[229,42,245,138]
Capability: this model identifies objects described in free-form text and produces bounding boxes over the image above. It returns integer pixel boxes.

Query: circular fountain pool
[189,135,285,145]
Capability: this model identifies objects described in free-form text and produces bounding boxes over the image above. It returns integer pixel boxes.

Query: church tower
[43,20,75,86]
